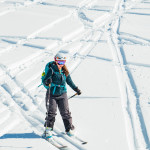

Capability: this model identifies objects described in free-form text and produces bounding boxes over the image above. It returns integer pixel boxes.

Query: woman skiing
[42,52,81,139]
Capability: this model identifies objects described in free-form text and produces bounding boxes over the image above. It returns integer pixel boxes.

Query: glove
[45,78,52,86]
[74,87,81,95]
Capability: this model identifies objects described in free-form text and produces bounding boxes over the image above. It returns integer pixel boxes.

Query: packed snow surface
[0,0,150,150]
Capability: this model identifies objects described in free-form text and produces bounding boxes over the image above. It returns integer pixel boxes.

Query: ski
[42,136,68,150]
[53,128,87,150]
[72,135,88,145]
[66,134,88,145]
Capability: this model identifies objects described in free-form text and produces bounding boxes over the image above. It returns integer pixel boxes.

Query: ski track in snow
[107,0,150,150]
[0,0,108,149]
[119,32,150,46]
[0,0,150,149]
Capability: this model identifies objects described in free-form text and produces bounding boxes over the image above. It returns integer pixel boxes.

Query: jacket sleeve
[66,74,77,90]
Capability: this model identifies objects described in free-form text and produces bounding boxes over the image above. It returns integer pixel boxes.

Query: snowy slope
[0,0,150,150]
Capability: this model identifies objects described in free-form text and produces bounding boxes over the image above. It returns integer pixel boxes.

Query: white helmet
[54,52,66,61]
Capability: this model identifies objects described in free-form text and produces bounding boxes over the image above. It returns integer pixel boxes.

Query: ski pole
[68,93,78,100]
[46,84,51,130]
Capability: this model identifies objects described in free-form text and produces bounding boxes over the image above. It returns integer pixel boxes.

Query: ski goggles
[56,60,66,65]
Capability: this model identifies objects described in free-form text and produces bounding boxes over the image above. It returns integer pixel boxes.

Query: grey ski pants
[45,90,74,132]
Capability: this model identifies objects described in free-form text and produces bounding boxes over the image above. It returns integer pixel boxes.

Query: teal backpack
[41,62,53,89]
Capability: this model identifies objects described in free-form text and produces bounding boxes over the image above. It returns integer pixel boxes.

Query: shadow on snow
[0,133,41,139]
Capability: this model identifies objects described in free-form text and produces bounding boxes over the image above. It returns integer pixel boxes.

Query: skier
[42,52,81,139]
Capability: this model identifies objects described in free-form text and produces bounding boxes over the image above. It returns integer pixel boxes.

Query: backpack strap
[39,61,54,89]
[48,62,54,77]
[50,68,67,94]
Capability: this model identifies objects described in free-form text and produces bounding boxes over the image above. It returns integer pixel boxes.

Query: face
[56,60,66,69]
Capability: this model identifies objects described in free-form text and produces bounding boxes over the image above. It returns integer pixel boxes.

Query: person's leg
[57,93,74,132]
[45,91,57,130]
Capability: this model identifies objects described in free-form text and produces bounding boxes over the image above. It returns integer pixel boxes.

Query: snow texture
[0,0,150,150]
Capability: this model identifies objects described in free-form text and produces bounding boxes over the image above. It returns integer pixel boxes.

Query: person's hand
[74,87,81,95]
[45,78,51,86]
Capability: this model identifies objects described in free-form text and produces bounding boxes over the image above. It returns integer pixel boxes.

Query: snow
[0,0,150,150]
[120,14,150,40]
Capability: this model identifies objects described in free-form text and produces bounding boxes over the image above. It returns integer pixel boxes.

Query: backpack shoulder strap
[45,61,55,75]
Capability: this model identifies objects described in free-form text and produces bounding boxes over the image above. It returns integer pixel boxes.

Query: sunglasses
[57,60,66,65]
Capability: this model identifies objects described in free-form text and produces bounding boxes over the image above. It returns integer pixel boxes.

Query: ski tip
[59,146,68,150]
[82,142,88,145]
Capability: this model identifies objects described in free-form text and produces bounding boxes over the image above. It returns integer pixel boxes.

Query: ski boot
[66,128,76,137]
[42,127,53,139]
